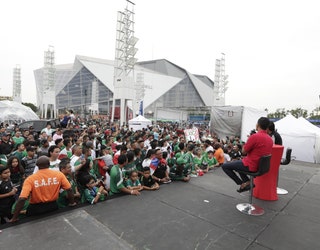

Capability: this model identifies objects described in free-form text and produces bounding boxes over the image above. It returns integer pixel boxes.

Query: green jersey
[109,165,125,195]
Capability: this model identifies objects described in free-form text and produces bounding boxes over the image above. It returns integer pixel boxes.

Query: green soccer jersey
[122,162,137,179]
[57,175,78,208]
[109,165,125,196]
[83,186,105,204]
[13,136,25,146]
[193,156,203,168]
[202,153,218,168]
[126,179,141,188]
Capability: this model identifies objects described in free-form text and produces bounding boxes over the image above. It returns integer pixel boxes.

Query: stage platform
[1,160,319,250]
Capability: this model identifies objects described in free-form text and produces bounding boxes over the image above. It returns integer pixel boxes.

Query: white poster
[184,128,200,142]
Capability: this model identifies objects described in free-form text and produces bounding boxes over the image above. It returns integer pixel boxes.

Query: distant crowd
[1,115,278,225]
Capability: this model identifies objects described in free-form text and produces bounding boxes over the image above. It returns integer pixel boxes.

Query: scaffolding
[214,53,228,106]
[111,0,138,125]
[41,45,56,118]
[13,65,22,103]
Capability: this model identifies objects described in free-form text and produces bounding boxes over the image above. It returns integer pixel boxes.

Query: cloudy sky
[1,0,320,113]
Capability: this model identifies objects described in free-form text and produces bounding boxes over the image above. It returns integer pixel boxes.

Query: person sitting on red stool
[222,117,273,192]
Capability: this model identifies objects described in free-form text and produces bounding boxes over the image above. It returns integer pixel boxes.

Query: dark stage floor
[1,160,319,250]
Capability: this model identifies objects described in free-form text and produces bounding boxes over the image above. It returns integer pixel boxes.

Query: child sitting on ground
[140,167,160,191]
[83,175,108,204]
[169,158,191,182]
[201,150,219,173]
[125,170,143,191]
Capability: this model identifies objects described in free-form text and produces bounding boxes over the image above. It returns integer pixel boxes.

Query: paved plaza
[1,160,319,250]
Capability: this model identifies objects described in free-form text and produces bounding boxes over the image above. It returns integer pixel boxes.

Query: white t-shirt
[33,159,61,173]
[70,155,80,172]
[205,145,214,152]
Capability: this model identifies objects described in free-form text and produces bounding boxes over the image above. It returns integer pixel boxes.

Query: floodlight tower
[41,45,56,118]
[111,0,138,126]
[13,65,22,103]
[213,53,228,106]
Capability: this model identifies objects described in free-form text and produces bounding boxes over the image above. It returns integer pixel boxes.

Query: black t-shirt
[140,175,155,187]
[229,150,242,160]
[0,140,14,155]
[153,162,167,179]
[0,180,15,207]
[273,131,283,145]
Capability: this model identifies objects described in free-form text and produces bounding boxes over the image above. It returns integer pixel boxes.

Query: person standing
[21,146,37,178]
[10,156,76,222]
[41,123,55,137]
[0,132,14,157]
[268,121,283,145]
[222,117,273,192]
[12,131,25,147]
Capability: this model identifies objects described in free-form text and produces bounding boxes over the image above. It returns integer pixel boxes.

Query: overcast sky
[1,0,320,113]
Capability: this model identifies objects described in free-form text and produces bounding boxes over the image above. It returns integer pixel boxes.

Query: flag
[139,100,144,116]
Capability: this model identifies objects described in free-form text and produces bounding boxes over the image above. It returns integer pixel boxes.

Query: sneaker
[162,180,172,184]
[190,174,198,177]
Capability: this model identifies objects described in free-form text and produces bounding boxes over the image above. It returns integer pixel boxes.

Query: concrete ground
[1,160,319,250]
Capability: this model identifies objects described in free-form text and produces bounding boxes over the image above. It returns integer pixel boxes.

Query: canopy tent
[128,115,152,131]
[275,115,320,163]
[0,100,39,124]
[210,106,267,142]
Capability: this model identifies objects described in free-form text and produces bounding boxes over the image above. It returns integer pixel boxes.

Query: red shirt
[242,130,273,172]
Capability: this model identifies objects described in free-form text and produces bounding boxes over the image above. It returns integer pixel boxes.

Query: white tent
[210,106,267,142]
[296,117,320,163]
[275,115,320,163]
[128,115,152,131]
[0,100,39,124]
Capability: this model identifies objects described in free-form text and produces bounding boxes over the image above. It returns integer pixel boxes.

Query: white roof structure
[34,55,215,120]
[0,100,39,123]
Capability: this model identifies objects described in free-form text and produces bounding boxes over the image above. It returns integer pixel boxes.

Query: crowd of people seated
[0,118,247,225]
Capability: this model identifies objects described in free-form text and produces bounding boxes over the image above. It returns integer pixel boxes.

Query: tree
[288,108,308,118]
[309,106,320,119]
[22,102,38,113]
[267,108,287,119]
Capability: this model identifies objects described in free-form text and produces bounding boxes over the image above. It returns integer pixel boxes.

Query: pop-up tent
[210,106,267,142]
[275,115,320,163]
[0,100,39,124]
[128,115,152,131]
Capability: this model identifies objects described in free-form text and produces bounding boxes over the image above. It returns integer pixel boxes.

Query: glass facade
[56,67,113,115]
[147,76,205,110]
[35,56,214,121]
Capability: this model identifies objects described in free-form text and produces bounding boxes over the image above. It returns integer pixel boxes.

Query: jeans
[222,160,250,185]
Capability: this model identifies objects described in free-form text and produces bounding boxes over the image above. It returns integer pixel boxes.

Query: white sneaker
[162,180,172,184]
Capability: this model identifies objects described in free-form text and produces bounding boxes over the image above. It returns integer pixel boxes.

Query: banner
[184,128,200,142]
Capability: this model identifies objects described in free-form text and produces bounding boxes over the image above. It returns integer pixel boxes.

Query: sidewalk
[1,160,319,250]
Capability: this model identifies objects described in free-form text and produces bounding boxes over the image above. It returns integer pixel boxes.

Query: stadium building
[34,55,215,121]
